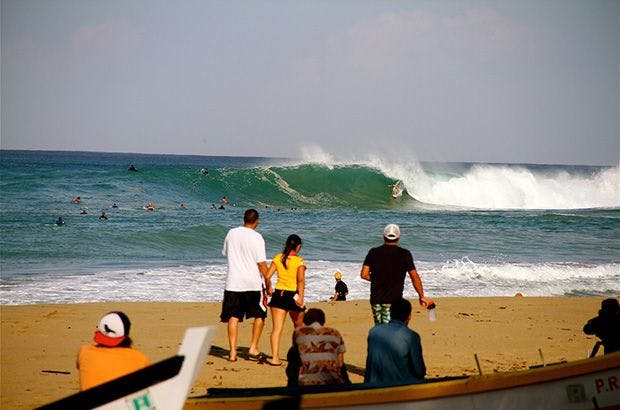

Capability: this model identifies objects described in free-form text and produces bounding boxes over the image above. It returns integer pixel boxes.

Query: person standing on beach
[264,234,306,366]
[221,208,269,362]
[364,298,426,385]
[360,224,428,325]
[77,311,149,390]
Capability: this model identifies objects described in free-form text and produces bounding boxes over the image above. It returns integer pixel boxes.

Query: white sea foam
[1,259,617,305]
[298,145,620,210]
[409,165,620,210]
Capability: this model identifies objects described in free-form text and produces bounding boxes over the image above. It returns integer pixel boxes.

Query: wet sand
[0,297,606,409]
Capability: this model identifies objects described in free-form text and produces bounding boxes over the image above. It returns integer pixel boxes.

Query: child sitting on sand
[77,311,149,390]
[330,271,348,301]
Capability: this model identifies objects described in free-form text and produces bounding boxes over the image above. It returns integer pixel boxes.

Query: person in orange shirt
[77,311,149,390]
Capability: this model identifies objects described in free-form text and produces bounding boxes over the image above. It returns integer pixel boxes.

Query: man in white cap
[77,311,149,390]
[360,224,428,325]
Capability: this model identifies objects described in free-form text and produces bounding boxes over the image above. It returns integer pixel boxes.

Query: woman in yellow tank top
[265,234,306,366]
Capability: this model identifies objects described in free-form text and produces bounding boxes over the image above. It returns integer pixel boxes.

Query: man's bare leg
[227,317,239,361]
[248,317,265,356]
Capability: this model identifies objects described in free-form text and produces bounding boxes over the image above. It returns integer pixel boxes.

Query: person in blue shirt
[364,297,426,385]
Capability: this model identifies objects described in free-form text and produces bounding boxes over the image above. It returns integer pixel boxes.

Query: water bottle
[427,301,437,322]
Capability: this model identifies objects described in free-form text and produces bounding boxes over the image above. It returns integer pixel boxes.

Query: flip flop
[247,352,267,362]
[267,361,282,366]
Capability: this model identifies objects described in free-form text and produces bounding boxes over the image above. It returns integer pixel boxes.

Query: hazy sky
[2,0,619,165]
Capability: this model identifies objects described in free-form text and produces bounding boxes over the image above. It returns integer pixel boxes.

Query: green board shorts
[371,303,391,325]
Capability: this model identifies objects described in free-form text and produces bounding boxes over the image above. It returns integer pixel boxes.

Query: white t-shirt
[222,226,267,291]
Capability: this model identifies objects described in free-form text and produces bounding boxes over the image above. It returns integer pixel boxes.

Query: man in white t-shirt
[221,209,270,362]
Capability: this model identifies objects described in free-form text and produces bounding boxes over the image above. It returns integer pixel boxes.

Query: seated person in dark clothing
[364,297,426,385]
[330,271,348,301]
[583,298,620,355]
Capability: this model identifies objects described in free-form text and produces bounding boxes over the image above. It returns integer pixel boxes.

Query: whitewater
[1,149,618,305]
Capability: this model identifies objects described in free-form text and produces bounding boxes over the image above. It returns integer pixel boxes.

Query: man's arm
[258,261,272,294]
[408,268,428,306]
[360,265,371,281]
[337,351,345,369]
[409,334,426,379]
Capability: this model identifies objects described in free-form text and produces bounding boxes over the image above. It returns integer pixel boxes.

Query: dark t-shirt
[334,280,348,301]
[363,244,416,304]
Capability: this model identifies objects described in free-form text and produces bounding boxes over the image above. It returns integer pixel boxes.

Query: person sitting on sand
[364,298,426,385]
[583,298,620,355]
[330,271,348,301]
[287,308,348,386]
[77,311,149,390]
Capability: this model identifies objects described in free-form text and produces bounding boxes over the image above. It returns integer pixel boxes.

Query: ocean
[1,149,618,305]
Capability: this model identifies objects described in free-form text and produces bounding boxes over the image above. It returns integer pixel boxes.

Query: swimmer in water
[111,203,119,208]
[179,203,186,209]
[128,165,138,172]
[55,216,64,226]
[99,211,108,220]
[144,202,155,211]
[72,196,81,204]
[80,209,87,215]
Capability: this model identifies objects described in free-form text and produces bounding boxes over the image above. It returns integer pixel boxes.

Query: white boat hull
[187,353,620,410]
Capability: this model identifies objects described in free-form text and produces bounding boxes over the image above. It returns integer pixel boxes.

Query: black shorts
[220,290,267,322]
[268,289,305,312]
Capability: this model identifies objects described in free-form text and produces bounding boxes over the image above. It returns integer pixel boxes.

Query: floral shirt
[293,322,346,385]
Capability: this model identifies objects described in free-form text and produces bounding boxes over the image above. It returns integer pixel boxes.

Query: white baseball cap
[383,224,400,240]
[94,311,130,347]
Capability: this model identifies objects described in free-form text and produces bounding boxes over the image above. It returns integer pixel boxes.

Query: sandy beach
[0,297,607,409]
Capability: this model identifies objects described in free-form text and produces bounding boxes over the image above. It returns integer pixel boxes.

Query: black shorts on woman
[268,289,305,312]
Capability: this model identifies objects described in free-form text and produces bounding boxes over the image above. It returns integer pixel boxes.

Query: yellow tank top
[272,253,305,291]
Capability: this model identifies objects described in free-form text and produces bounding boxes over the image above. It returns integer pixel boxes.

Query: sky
[1,0,619,165]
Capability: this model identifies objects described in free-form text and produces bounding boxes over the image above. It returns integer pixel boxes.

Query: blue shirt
[364,320,426,385]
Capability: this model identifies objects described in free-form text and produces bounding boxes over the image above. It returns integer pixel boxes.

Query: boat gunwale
[186,353,620,409]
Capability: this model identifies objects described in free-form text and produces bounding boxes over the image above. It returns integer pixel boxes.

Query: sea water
[1,150,618,305]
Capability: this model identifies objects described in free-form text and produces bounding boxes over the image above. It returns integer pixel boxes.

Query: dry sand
[1,297,607,409]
